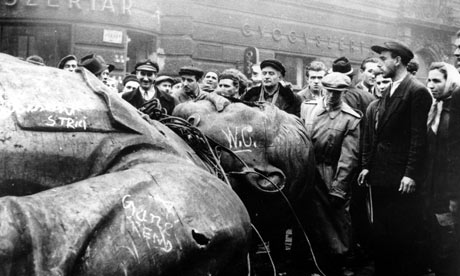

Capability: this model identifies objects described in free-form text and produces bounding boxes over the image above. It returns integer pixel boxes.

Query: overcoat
[363,74,432,189]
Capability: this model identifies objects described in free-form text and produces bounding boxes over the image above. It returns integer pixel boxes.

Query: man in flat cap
[155,76,174,95]
[294,72,361,275]
[358,41,432,276]
[122,59,177,115]
[57,55,78,73]
[120,74,139,96]
[240,59,302,116]
[173,66,207,104]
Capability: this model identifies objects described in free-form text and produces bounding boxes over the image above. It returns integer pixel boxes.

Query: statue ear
[187,113,201,127]
[243,166,286,193]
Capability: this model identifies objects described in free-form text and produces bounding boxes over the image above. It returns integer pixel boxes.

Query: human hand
[357,169,369,186]
[202,93,230,112]
[398,176,416,194]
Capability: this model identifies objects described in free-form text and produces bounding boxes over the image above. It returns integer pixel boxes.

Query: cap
[371,41,414,64]
[134,59,159,72]
[322,72,351,92]
[26,55,45,66]
[260,59,286,77]
[179,66,204,79]
[331,56,353,76]
[122,74,139,86]
[155,75,174,85]
[57,54,77,69]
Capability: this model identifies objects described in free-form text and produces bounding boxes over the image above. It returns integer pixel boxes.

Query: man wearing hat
[155,75,174,95]
[172,66,207,104]
[295,72,361,276]
[331,56,376,116]
[120,74,139,95]
[57,55,78,73]
[80,54,114,85]
[358,41,432,276]
[240,59,302,116]
[122,59,176,115]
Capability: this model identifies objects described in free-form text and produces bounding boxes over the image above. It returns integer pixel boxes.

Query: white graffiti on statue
[221,126,257,152]
[122,195,174,253]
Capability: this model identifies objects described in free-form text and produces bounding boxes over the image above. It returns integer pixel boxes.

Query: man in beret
[358,41,432,276]
[122,60,177,115]
[155,76,174,95]
[57,55,78,73]
[240,59,302,116]
[172,66,207,104]
[121,74,139,95]
[295,72,361,275]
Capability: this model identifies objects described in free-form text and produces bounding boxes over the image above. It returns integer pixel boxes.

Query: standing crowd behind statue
[30,34,460,276]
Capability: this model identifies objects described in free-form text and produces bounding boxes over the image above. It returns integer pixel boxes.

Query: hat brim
[324,87,349,92]
[136,65,157,72]
[57,55,77,69]
[371,45,389,54]
[328,68,354,76]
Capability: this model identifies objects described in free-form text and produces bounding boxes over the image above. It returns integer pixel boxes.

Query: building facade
[1,0,459,87]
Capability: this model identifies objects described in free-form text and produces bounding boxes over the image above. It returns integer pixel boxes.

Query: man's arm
[403,85,432,188]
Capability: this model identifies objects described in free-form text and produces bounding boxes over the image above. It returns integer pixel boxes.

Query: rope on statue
[138,99,231,186]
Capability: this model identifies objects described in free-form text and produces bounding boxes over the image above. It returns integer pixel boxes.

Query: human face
[454,38,460,68]
[324,89,342,108]
[308,70,326,92]
[172,82,182,94]
[427,69,446,100]
[361,62,379,87]
[100,69,110,84]
[181,75,199,94]
[251,65,262,85]
[136,70,156,91]
[261,66,281,88]
[216,79,238,98]
[63,60,77,73]
[375,74,392,93]
[156,81,172,94]
[122,80,139,94]
[203,72,218,90]
[378,51,398,79]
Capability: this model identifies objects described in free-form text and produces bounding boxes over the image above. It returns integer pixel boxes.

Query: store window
[0,23,71,67]
[275,54,314,90]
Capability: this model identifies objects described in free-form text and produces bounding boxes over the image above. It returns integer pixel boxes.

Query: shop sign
[103,29,123,44]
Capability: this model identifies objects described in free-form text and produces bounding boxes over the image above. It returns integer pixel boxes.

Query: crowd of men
[27,36,460,276]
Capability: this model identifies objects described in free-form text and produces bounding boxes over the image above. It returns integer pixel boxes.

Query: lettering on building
[2,0,133,15]
[241,23,367,55]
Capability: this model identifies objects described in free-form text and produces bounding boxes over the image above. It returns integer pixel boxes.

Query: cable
[251,223,277,276]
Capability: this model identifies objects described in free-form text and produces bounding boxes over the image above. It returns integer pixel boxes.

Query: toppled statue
[0,54,251,276]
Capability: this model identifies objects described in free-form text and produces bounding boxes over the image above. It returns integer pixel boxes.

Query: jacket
[241,83,302,116]
[301,99,361,199]
[363,73,432,189]
[122,86,177,115]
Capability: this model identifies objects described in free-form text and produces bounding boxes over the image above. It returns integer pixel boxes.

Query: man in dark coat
[358,41,433,276]
[122,60,177,114]
[240,59,302,116]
